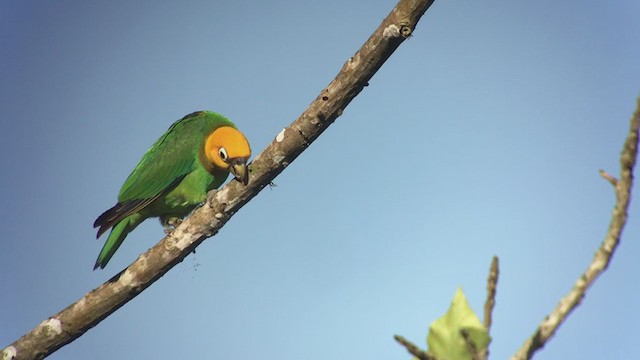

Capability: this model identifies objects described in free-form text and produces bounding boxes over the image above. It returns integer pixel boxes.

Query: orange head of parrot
[204,126,251,185]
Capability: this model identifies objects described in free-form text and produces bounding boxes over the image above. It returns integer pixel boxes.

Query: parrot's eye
[218,147,228,161]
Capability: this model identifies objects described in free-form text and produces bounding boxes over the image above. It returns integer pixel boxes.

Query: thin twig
[599,169,618,186]
[480,255,499,360]
[394,335,437,360]
[483,256,499,331]
[1,1,438,359]
[510,97,640,360]
[460,329,482,360]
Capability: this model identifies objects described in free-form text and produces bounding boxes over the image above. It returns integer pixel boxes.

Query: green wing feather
[119,117,196,201]
[118,111,236,201]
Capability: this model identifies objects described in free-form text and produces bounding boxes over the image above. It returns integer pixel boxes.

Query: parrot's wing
[118,118,197,201]
[94,116,202,237]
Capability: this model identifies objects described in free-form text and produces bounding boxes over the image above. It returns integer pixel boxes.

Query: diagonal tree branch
[1,0,437,359]
[510,97,640,360]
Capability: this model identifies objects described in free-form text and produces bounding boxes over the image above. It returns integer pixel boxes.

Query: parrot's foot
[161,217,183,235]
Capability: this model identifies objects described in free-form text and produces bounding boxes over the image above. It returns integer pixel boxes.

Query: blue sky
[2,1,639,359]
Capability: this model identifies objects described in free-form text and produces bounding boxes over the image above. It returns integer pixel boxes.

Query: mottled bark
[1,0,437,359]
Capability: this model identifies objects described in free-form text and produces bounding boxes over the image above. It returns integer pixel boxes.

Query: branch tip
[598,169,618,186]
[394,335,435,360]
[483,256,499,332]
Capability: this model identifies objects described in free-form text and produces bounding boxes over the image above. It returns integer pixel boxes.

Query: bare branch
[510,97,640,360]
[480,255,499,360]
[483,256,499,331]
[460,329,482,360]
[1,1,437,359]
[394,335,437,360]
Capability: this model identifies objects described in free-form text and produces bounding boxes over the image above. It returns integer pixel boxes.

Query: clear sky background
[2,1,639,359]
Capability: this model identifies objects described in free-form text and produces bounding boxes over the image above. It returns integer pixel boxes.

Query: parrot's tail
[94,215,140,270]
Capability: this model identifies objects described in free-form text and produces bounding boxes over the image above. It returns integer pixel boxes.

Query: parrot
[93,111,251,269]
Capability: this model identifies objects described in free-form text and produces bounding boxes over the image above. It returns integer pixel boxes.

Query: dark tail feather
[94,199,151,238]
[94,218,132,270]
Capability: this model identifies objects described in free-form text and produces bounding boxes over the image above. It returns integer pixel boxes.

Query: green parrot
[93,111,251,269]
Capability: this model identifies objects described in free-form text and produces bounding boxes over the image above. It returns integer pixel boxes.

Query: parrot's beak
[230,161,249,186]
